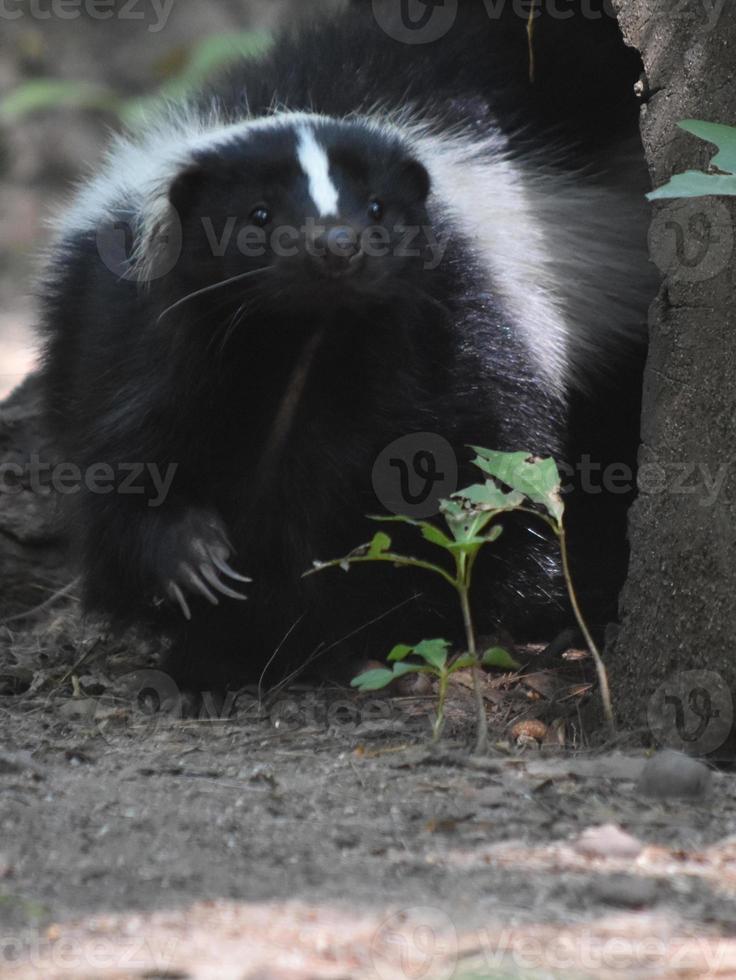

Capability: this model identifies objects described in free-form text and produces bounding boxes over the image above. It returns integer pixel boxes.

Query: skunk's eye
[368,199,384,221]
[250,205,271,227]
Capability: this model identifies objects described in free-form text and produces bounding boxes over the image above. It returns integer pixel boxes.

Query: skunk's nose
[309,225,363,278]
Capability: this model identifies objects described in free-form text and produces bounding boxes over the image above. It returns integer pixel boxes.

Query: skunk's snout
[308,225,364,278]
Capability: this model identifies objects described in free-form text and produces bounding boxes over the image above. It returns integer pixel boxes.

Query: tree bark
[610,0,736,750]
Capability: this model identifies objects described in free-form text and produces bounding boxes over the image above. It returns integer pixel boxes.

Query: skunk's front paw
[152,508,251,620]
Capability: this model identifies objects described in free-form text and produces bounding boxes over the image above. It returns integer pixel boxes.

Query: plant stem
[433,672,448,743]
[459,579,487,755]
[517,506,615,730]
[306,553,456,588]
[558,524,615,730]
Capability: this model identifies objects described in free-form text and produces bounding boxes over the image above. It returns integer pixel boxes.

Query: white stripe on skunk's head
[295,126,340,218]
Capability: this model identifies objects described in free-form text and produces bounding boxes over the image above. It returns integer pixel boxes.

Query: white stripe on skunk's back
[404,122,571,397]
[403,116,650,398]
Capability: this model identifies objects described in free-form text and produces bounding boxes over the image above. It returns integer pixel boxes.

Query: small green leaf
[413,639,450,669]
[369,514,453,549]
[455,482,525,512]
[420,523,454,548]
[368,532,392,557]
[482,647,521,670]
[387,644,414,662]
[352,660,433,690]
[647,120,736,200]
[438,498,466,521]
[391,662,427,679]
[440,499,498,543]
[444,536,489,550]
[368,514,418,526]
[451,654,478,671]
[470,449,564,524]
[679,119,736,174]
[351,668,395,691]
[647,171,736,200]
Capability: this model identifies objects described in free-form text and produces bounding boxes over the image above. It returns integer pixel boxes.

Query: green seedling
[352,639,518,743]
[308,448,612,753]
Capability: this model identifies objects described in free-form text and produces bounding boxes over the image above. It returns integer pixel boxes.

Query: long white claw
[200,563,249,601]
[187,569,220,606]
[170,582,192,621]
[210,553,252,584]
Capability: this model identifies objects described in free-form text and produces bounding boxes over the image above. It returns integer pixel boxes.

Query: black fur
[40,0,649,692]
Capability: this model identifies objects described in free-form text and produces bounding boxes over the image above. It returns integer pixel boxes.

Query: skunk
[39,0,652,692]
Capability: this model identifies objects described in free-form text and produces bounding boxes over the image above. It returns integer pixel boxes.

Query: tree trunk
[610,0,736,753]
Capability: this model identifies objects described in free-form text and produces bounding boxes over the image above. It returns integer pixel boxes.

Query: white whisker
[211,288,268,358]
[156,266,274,323]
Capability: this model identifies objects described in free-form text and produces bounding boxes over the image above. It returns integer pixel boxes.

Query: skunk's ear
[398,158,431,204]
[135,163,206,285]
[168,163,207,217]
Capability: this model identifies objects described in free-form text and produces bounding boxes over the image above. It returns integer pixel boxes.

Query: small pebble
[636,749,712,800]
[576,823,644,859]
[395,672,434,696]
[590,873,659,909]
[510,720,548,743]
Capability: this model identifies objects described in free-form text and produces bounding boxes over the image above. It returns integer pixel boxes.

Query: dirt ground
[2,623,736,979]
